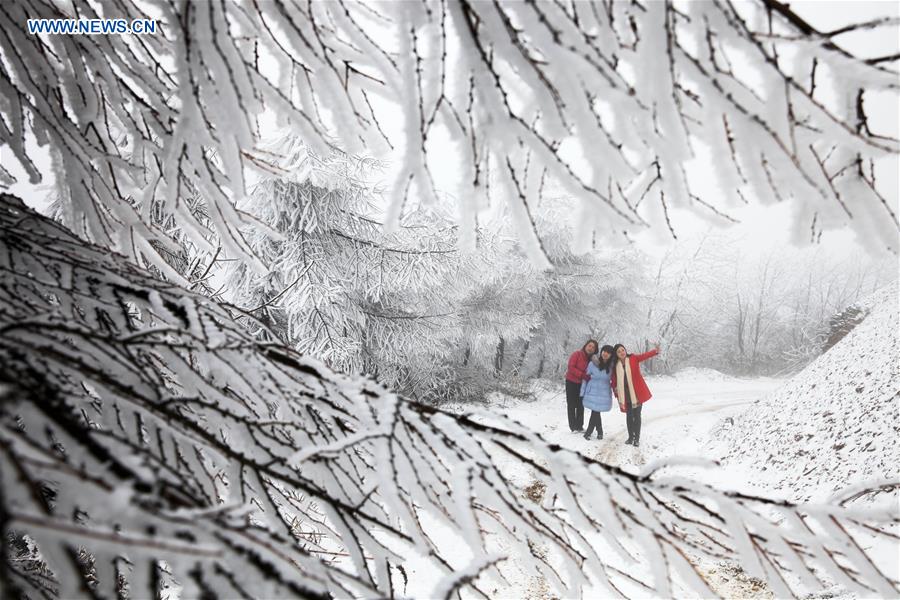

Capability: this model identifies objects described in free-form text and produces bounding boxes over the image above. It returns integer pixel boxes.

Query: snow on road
[453,370,785,599]
[496,371,782,491]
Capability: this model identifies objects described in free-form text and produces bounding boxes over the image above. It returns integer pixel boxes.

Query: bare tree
[639,229,896,376]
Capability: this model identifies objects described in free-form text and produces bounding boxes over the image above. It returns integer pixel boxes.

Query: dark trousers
[585,411,603,438]
[625,402,642,442]
[565,381,584,431]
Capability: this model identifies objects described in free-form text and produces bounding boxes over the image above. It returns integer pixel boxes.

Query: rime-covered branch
[2,193,897,598]
[1,0,897,271]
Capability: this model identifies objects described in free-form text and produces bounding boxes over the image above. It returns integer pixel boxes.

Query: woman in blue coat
[580,345,614,440]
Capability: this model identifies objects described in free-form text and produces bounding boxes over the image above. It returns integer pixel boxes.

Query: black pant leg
[575,402,584,430]
[625,403,634,440]
[586,412,603,437]
[565,381,580,431]
[633,405,642,441]
[585,411,600,436]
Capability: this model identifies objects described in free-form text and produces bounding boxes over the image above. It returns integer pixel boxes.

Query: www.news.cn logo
[27,18,157,35]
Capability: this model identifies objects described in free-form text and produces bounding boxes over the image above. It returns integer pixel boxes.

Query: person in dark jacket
[580,345,614,440]
[565,339,598,432]
[610,342,660,447]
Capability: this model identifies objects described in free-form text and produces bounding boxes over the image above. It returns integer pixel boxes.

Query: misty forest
[0,0,898,598]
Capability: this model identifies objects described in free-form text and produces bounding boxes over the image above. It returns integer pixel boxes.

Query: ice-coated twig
[1,193,898,598]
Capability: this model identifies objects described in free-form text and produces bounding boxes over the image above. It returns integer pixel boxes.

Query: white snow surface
[713,283,900,504]
[482,369,784,488]
[430,370,788,598]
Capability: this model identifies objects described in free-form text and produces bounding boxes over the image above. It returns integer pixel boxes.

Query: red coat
[565,349,592,384]
[611,349,658,411]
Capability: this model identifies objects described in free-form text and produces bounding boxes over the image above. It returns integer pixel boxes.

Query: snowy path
[593,396,757,467]
[498,371,782,481]
[471,371,785,599]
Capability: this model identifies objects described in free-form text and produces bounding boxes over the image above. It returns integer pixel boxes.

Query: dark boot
[597,432,603,440]
[583,432,590,440]
[624,436,634,446]
[633,434,640,447]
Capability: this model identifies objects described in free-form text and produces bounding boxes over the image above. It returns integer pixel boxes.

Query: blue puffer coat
[580,361,612,412]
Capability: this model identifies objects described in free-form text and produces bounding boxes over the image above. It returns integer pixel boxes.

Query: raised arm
[633,348,660,363]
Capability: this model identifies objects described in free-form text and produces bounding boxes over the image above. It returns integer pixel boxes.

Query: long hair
[599,344,616,373]
[613,343,627,366]
[582,339,599,355]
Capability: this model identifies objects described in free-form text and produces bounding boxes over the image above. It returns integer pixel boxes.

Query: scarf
[615,357,639,410]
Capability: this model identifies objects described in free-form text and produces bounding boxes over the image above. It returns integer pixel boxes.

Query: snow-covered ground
[714,284,900,505]
[492,369,782,487]
[428,370,785,599]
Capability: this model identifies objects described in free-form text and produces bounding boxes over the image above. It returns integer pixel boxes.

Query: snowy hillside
[713,284,900,503]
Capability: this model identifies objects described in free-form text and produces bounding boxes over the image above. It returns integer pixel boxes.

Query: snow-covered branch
[2,0,897,271]
[2,193,897,597]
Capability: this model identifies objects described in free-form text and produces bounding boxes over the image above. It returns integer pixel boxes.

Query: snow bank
[714,284,900,503]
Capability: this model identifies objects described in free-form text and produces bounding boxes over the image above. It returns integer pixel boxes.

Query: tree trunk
[516,339,530,375]
[494,337,505,376]
[557,332,570,376]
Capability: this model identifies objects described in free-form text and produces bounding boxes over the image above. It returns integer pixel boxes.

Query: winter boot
[597,432,603,440]
[633,434,640,447]
[624,436,634,446]
[583,432,591,440]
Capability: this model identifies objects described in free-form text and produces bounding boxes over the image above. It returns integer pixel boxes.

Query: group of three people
[564,340,660,446]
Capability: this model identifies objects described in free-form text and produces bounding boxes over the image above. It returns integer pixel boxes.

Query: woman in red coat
[611,343,660,447]
[565,339,598,432]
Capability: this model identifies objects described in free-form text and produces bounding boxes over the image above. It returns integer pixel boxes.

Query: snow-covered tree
[219,145,639,403]
[221,136,458,372]
[3,192,898,598]
[498,197,647,380]
[640,233,896,375]
[1,0,896,275]
[217,137,506,403]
